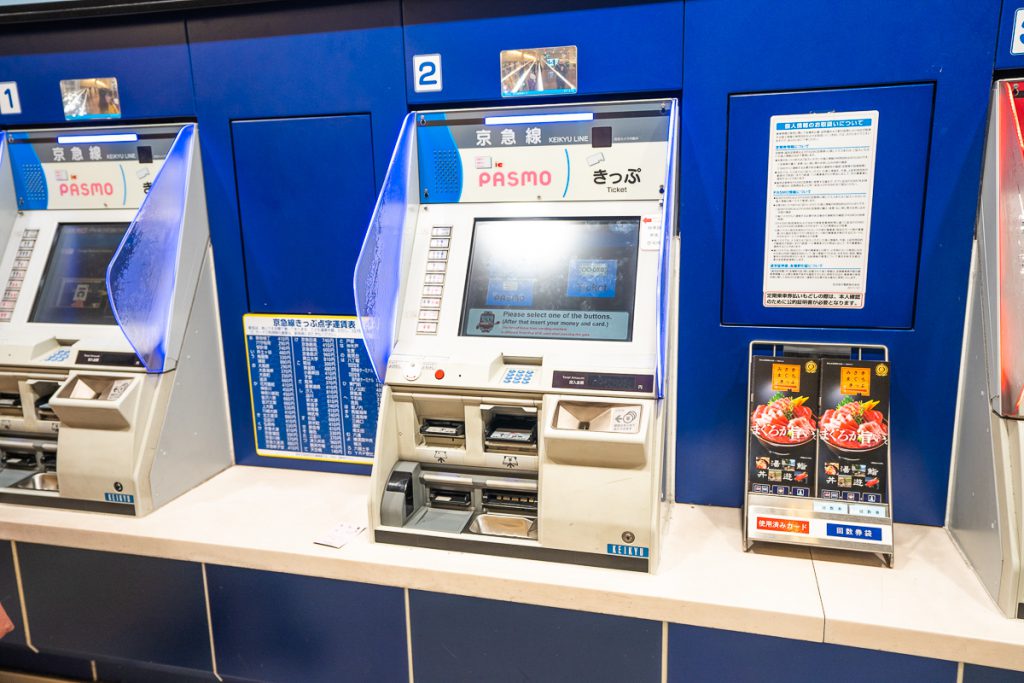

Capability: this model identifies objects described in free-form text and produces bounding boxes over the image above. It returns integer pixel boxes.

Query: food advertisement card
[817,360,890,504]
[748,356,819,498]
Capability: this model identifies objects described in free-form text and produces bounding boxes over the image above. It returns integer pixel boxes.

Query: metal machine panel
[949,248,1004,602]
[187,1,406,473]
[0,17,193,125]
[678,0,999,525]
[723,84,933,329]
[402,1,683,104]
[232,115,376,315]
[948,80,1024,618]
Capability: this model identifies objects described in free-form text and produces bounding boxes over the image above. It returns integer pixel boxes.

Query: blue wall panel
[232,115,376,315]
[207,565,407,682]
[964,662,1024,683]
[403,0,683,104]
[0,16,194,125]
[187,1,407,473]
[668,624,957,683]
[678,0,1000,524]
[409,590,661,682]
[95,657,218,682]
[0,644,93,680]
[723,84,933,329]
[17,544,212,671]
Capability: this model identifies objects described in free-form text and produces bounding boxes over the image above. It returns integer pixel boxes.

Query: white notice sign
[763,110,879,308]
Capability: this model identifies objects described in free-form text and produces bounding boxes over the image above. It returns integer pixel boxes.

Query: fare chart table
[244,314,380,464]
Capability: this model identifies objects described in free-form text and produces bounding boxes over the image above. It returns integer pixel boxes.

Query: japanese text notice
[763,111,879,308]
[244,314,381,464]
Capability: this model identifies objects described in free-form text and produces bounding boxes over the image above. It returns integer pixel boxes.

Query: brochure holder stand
[743,340,894,567]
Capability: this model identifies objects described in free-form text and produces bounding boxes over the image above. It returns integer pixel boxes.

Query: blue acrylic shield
[656,100,679,399]
[354,112,418,381]
[107,124,194,373]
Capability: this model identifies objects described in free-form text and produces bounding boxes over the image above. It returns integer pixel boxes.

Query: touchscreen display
[461,217,640,341]
[30,223,128,325]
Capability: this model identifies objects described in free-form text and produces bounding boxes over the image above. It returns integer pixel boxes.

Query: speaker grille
[431,149,461,196]
[17,162,46,204]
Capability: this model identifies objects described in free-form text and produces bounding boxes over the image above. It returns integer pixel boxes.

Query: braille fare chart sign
[244,314,381,464]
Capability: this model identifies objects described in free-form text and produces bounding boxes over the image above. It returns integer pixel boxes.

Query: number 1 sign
[0,82,21,115]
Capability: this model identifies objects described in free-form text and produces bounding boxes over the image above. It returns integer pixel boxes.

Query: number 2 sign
[412,54,442,93]
[0,82,21,115]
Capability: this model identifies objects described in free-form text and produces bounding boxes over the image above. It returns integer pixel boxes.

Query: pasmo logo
[59,182,115,197]
[478,170,552,187]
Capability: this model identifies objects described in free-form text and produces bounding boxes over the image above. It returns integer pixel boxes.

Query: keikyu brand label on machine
[104,492,134,504]
[416,100,673,203]
[762,110,879,309]
[607,544,649,558]
[244,314,382,464]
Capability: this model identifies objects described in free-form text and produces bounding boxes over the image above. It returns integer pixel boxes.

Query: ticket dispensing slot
[419,419,465,448]
[424,471,474,509]
[0,393,20,416]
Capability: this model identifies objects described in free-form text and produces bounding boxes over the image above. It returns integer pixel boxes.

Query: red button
[434,369,445,380]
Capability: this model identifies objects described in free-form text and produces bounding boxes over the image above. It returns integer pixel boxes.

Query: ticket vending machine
[355,99,678,571]
[949,79,1024,617]
[0,123,231,515]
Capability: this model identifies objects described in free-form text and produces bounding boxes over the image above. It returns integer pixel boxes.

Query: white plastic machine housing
[357,99,679,571]
[0,123,231,515]
[949,80,1024,617]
